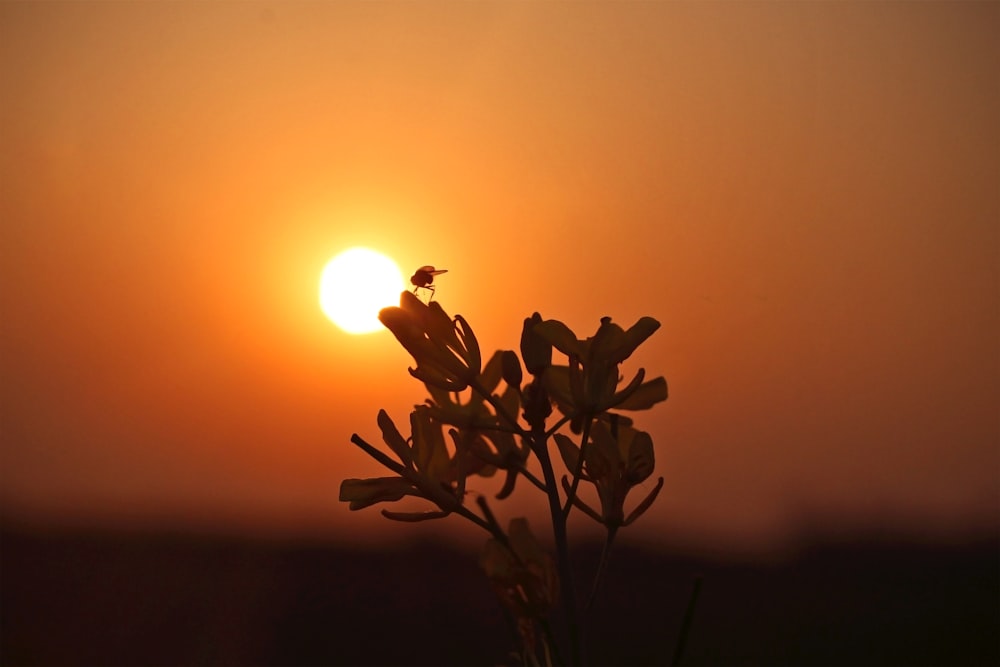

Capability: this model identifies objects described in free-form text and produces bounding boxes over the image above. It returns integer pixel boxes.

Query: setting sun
[319,247,404,334]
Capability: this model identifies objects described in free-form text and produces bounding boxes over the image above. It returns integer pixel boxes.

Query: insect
[410,265,448,300]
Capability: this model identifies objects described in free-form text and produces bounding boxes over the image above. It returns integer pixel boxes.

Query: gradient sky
[1,2,997,554]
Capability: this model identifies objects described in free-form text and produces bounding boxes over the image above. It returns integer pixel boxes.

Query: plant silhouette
[340,290,669,666]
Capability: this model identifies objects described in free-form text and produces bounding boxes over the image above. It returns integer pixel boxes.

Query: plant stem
[670,575,703,667]
[475,495,504,538]
[454,502,506,543]
[349,434,406,475]
[531,427,582,666]
[585,527,617,613]
[543,415,571,440]
[515,463,548,492]
[471,378,528,437]
[561,417,593,518]
[475,495,564,667]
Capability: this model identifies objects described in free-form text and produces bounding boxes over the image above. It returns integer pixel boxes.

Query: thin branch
[670,575,703,667]
[585,527,617,613]
[543,414,571,440]
[470,377,530,437]
[453,502,505,542]
[538,622,562,666]
[486,423,528,435]
[475,494,566,667]
[530,427,582,666]
[515,462,547,492]
[350,434,406,475]
[560,476,603,524]
[561,416,593,518]
[476,495,504,538]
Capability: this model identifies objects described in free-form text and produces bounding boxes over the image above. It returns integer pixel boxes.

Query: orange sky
[1,2,997,554]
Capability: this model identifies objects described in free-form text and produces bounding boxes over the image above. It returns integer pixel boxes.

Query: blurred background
[2,2,997,664]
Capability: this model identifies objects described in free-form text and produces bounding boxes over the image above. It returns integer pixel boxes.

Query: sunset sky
[1,2,997,555]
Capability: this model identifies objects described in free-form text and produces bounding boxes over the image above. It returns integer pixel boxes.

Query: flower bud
[379,291,481,391]
[501,350,523,391]
[519,313,552,375]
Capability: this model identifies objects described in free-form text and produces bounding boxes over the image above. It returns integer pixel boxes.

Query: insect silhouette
[410,265,448,300]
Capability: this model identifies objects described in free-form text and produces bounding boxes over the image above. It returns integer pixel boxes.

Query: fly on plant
[410,265,448,300]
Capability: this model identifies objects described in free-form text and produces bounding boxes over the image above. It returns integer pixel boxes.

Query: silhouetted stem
[543,415,571,440]
[585,527,617,613]
[455,502,506,544]
[470,377,529,437]
[670,575,703,667]
[540,618,565,666]
[531,428,581,666]
[514,463,548,492]
[561,417,593,518]
[475,495,503,537]
[466,378,549,496]
[483,423,527,435]
[470,378,583,663]
[349,434,406,475]
[476,495,563,667]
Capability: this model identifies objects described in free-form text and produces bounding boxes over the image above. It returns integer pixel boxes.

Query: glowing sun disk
[319,247,404,334]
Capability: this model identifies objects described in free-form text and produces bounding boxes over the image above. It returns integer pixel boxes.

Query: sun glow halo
[319,247,404,334]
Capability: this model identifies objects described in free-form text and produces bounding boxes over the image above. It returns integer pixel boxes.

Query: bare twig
[670,575,703,667]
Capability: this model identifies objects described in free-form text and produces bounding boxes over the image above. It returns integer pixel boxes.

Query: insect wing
[411,265,447,290]
[417,265,446,275]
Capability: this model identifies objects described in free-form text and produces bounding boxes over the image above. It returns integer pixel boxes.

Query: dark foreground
[1,525,997,666]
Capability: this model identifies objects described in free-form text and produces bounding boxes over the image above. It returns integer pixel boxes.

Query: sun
[319,247,405,334]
